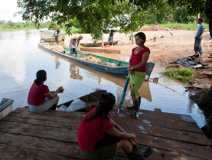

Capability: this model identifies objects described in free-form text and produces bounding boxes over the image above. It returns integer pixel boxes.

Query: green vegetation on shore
[162,68,194,83]
[1,21,208,33]
[146,23,208,31]
[0,20,51,32]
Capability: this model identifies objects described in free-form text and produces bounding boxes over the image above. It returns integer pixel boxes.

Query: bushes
[162,68,194,83]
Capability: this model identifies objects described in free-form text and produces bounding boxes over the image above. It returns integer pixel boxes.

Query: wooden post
[132,31,134,44]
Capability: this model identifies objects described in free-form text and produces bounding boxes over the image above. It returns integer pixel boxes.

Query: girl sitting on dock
[78,92,153,160]
[127,32,150,118]
[27,70,64,112]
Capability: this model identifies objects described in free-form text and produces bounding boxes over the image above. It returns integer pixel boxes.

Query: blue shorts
[55,36,59,43]
[108,35,113,42]
[69,45,77,54]
[194,38,202,52]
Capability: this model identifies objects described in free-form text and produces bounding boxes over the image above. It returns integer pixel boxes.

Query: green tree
[17,0,146,40]
[131,0,212,38]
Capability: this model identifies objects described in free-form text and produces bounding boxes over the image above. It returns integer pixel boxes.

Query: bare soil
[107,29,212,88]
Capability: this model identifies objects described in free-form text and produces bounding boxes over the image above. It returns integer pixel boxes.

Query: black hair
[198,18,203,23]
[84,92,116,128]
[135,32,146,44]
[34,70,46,85]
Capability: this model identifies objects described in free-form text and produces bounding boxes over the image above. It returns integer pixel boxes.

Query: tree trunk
[205,0,212,38]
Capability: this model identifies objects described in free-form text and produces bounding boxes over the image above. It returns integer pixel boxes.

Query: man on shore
[108,29,115,45]
[194,18,205,57]
[69,35,83,58]
[53,26,60,45]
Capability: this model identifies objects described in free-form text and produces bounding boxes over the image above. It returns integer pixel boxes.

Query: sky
[0,0,23,22]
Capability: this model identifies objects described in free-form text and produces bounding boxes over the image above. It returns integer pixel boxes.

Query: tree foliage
[17,0,212,39]
[17,0,146,39]
[130,0,212,37]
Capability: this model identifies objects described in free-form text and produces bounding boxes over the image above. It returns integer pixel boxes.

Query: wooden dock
[0,107,211,160]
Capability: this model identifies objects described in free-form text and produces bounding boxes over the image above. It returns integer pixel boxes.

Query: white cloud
[0,0,23,22]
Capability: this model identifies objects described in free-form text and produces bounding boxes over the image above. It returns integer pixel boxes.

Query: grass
[145,23,209,31]
[162,68,194,83]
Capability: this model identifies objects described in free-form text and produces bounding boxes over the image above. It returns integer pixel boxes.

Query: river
[0,30,206,127]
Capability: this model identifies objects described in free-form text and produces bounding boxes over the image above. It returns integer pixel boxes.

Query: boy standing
[194,18,205,57]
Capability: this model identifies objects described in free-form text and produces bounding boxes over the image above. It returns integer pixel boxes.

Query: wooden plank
[3,114,81,130]
[135,134,212,160]
[0,144,78,160]
[117,146,206,160]
[115,109,202,133]
[0,121,78,143]
[0,132,83,159]
[10,107,86,119]
[112,112,210,146]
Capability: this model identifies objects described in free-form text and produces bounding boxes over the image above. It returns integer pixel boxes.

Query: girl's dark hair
[135,32,146,44]
[34,70,46,85]
[84,92,116,127]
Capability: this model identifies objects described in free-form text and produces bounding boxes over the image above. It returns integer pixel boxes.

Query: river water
[0,30,206,127]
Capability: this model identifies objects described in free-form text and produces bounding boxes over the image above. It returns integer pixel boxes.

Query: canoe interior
[57,90,106,112]
[60,45,128,67]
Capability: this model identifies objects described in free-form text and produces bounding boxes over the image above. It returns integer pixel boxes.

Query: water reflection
[69,63,83,80]
[55,56,61,69]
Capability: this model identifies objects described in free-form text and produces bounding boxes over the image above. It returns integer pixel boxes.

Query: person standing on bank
[78,92,153,160]
[108,29,115,45]
[194,18,205,57]
[69,35,83,58]
[27,70,64,112]
[53,26,60,45]
[127,32,150,119]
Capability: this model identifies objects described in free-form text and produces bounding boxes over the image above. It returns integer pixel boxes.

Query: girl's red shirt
[131,47,150,72]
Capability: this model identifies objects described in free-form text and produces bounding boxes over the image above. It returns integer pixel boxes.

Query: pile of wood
[79,55,117,67]
[79,55,102,63]
[41,43,65,52]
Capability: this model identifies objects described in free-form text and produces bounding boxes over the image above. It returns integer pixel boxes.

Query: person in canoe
[27,70,64,112]
[78,92,153,160]
[127,32,150,118]
[69,35,83,58]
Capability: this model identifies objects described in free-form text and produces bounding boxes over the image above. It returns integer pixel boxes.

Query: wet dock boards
[0,107,211,160]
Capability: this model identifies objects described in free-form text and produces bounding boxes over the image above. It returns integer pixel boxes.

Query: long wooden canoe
[57,90,106,112]
[38,42,155,78]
